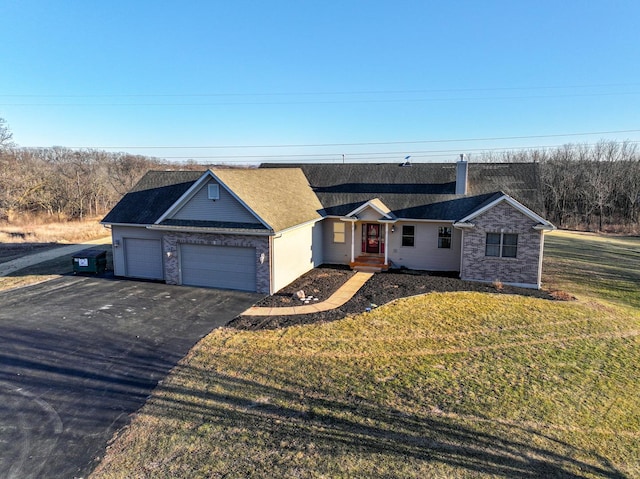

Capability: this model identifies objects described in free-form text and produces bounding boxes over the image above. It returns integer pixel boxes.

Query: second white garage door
[180,243,257,292]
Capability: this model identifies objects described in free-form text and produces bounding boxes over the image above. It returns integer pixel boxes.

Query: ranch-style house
[101,159,555,294]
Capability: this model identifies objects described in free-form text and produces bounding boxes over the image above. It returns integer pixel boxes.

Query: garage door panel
[124,238,163,280]
[180,244,256,291]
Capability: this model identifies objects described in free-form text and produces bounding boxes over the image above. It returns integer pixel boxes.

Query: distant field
[0,218,108,262]
[0,219,111,290]
[90,231,640,479]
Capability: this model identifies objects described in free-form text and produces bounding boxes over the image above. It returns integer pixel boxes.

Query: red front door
[365,223,380,253]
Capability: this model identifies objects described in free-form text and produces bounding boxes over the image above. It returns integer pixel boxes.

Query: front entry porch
[343,220,395,272]
[349,255,390,272]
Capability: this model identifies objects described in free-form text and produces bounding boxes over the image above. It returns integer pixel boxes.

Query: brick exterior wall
[460,202,542,288]
[162,232,270,294]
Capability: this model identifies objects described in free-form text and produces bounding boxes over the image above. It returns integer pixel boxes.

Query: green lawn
[543,230,640,310]
[91,231,640,478]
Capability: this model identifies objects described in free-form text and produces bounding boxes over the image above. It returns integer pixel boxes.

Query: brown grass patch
[549,290,576,301]
[0,217,108,245]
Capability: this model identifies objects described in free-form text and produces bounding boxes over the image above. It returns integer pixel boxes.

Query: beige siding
[321,219,461,271]
[460,201,543,288]
[322,218,352,264]
[387,222,461,271]
[172,179,260,224]
[272,221,323,293]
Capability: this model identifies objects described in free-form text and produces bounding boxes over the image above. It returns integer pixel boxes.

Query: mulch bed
[228,265,563,331]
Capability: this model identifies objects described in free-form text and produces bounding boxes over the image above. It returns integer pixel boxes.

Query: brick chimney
[455,154,468,195]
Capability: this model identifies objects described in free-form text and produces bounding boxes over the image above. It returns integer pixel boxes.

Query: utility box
[72,249,107,274]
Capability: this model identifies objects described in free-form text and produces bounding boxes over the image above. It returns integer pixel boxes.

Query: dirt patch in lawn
[228,265,560,330]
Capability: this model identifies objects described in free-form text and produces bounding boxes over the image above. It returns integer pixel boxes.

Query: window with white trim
[485,233,518,258]
[208,184,220,200]
[333,222,345,243]
[401,225,415,247]
[438,226,451,248]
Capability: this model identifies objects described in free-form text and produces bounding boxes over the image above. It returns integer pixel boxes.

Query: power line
[160,140,640,162]
[59,129,640,150]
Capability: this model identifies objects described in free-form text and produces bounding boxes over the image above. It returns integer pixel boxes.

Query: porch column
[384,223,389,265]
[350,220,355,263]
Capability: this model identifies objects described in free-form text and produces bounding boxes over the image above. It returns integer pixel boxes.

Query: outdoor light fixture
[391,226,395,233]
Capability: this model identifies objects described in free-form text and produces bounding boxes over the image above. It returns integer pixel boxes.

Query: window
[207,184,220,200]
[485,233,518,258]
[438,226,452,248]
[333,222,345,243]
[402,225,415,247]
[502,233,518,258]
[485,233,501,257]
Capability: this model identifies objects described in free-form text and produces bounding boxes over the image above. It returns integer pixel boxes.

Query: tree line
[474,140,640,232]
[0,146,170,221]
[1,119,638,231]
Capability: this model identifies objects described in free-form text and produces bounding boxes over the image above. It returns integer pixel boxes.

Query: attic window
[208,184,220,200]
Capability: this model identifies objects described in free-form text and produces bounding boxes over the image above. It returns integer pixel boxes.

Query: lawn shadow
[143,364,629,478]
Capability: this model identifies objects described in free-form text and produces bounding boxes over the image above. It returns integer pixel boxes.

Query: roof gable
[211,168,323,232]
[157,171,268,228]
[456,193,555,229]
[345,198,395,220]
[103,168,322,232]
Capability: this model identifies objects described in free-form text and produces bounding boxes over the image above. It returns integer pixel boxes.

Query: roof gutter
[101,222,157,228]
[533,224,556,232]
[146,224,274,236]
[453,222,475,229]
[330,215,456,224]
[273,216,323,235]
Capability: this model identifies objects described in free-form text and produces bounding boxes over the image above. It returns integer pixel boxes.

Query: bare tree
[0,118,15,149]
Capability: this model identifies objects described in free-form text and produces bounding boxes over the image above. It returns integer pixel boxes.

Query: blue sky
[1,1,639,164]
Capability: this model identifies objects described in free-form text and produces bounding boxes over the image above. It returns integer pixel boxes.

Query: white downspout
[350,221,355,263]
[537,231,545,289]
[384,223,389,265]
[459,229,465,280]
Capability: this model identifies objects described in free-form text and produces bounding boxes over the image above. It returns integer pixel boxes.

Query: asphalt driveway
[0,275,261,479]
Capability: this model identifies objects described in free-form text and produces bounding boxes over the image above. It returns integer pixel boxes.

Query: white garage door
[124,238,164,279]
[180,244,256,292]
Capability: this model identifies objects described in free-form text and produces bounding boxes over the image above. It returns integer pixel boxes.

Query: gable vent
[208,184,220,200]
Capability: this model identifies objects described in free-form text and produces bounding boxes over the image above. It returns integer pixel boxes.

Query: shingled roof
[103,162,545,228]
[102,168,323,232]
[211,168,323,232]
[260,162,544,220]
[102,170,204,225]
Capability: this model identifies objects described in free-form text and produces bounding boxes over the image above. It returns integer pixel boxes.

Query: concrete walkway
[242,271,374,316]
[0,236,111,277]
